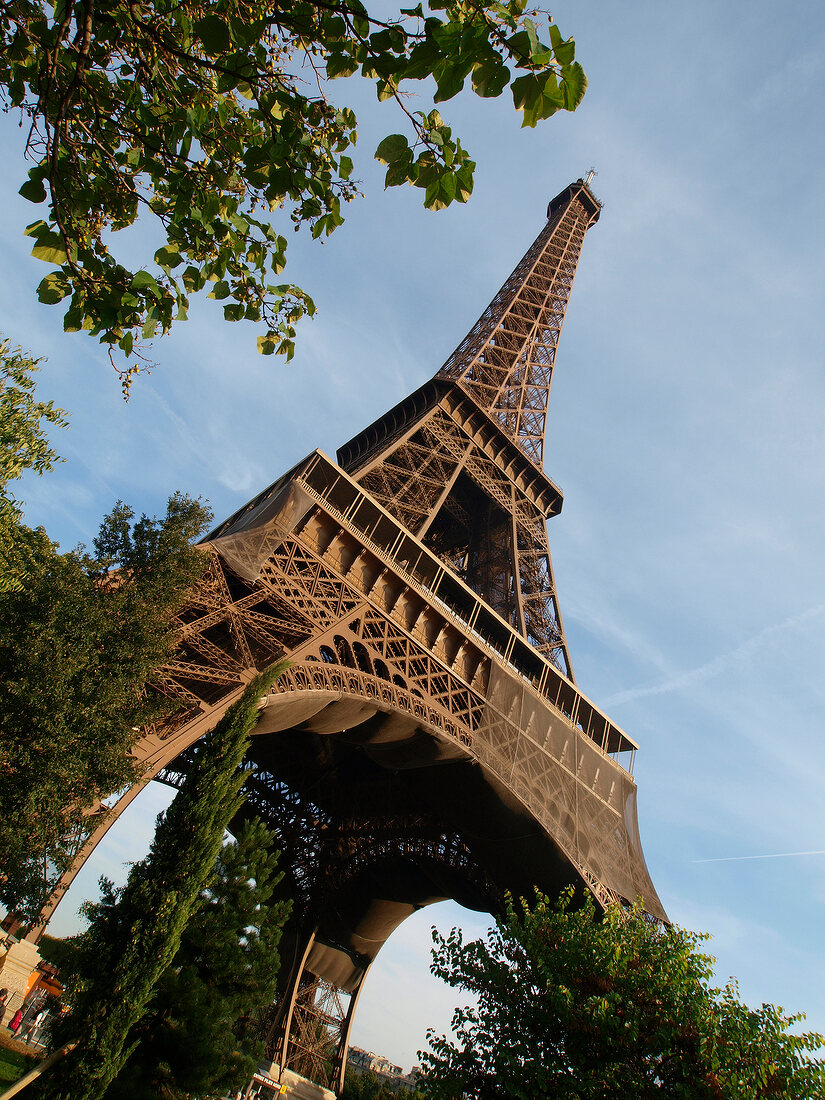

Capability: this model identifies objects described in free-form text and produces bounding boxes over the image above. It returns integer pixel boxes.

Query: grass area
[0,1044,28,1083]
[0,1042,40,1084]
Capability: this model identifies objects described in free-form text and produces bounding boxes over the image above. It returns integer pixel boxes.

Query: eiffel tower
[35,176,664,1098]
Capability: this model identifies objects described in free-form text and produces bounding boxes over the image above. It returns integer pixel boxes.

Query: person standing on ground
[19,1007,46,1045]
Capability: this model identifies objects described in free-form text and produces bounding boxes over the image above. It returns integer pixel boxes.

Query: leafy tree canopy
[0,0,586,384]
[0,339,65,493]
[421,891,825,1100]
[0,339,66,591]
[0,491,212,923]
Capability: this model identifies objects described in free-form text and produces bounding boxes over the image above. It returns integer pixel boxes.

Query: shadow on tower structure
[32,177,665,1098]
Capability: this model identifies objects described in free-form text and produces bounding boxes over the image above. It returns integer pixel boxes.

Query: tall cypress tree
[37,663,286,1100]
[106,817,291,1100]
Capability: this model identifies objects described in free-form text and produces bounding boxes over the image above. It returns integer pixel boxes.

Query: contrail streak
[605,599,825,706]
[692,850,825,864]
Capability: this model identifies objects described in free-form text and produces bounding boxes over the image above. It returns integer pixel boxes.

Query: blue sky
[2,0,825,1072]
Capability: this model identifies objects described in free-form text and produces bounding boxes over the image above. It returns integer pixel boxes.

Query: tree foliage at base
[104,817,291,1100]
[342,1067,425,1100]
[0,336,214,922]
[421,891,825,1099]
[0,491,211,923]
[36,666,285,1100]
[1,0,586,379]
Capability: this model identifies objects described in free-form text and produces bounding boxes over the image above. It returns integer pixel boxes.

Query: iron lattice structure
[35,178,664,1097]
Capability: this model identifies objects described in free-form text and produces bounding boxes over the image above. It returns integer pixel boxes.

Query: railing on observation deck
[289,450,638,776]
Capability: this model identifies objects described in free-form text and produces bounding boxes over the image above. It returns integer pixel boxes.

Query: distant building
[347,1046,372,1071]
[347,1046,414,1092]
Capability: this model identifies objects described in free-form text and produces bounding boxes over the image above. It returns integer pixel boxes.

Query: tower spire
[437,177,600,464]
[338,179,601,677]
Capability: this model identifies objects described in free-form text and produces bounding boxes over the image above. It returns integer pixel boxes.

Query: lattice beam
[437,179,600,463]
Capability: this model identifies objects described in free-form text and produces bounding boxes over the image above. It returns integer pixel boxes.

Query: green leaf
[154,246,182,270]
[455,165,474,203]
[424,179,448,211]
[131,271,160,292]
[194,14,231,55]
[472,60,510,98]
[549,25,576,67]
[440,172,457,202]
[370,28,396,52]
[523,18,539,58]
[63,308,84,333]
[385,156,413,188]
[19,174,47,204]
[404,38,441,79]
[326,53,359,79]
[208,280,231,300]
[36,272,69,305]
[24,220,49,239]
[376,78,397,102]
[433,61,466,103]
[511,70,565,126]
[30,232,68,266]
[507,30,533,65]
[257,334,277,355]
[375,134,410,166]
[559,62,587,110]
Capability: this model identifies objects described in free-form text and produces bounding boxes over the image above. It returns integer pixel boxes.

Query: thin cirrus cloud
[603,599,825,707]
[692,850,825,865]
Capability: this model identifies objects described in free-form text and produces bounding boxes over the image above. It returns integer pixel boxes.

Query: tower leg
[269,929,367,1098]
